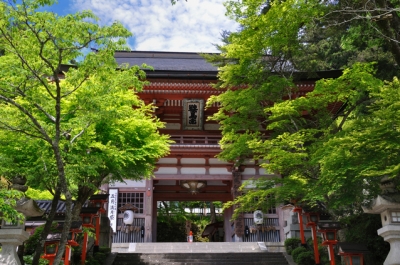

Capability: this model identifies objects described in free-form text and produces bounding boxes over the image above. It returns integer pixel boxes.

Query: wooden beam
[154,174,232,180]
[153,192,232,202]
[154,185,231,192]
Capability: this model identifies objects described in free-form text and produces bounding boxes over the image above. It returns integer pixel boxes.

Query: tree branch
[70,122,91,144]
[0,95,52,143]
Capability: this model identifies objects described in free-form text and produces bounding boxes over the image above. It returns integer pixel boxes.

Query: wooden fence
[242,218,281,242]
[112,217,145,243]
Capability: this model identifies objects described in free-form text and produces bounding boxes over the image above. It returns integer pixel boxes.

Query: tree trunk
[210,203,216,224]
[31,188,61,265]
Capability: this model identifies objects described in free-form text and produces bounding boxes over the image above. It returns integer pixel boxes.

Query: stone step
[112,242,284,253]
[112,252,289,265]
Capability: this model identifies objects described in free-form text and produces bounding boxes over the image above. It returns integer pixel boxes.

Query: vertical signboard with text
[108,188,118,233]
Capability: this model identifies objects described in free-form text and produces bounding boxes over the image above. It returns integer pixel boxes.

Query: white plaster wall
[209,168,231,175]
[181,167,206,174]
[110,179,146,188]
[209,158,228,165]
[242,168,256,175]
[181,158,205,164]
[155,167,178,174]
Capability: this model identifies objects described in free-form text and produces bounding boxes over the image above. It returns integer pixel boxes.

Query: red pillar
[310,224,320,265]
[64,246,70,265]
[95,216,100,246]
[293,207,306,245]
[81,232,88,265]
[328,244,336,265]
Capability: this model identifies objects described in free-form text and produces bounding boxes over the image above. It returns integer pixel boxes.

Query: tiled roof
[114,51,218,72]
[35,200,88,215]
[35,200,70,214]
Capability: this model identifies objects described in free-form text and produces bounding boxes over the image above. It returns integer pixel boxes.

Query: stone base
[0,229,30,265]
[378,225,400,265]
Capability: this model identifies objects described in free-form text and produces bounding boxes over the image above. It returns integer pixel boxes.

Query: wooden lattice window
[118,192,144,214]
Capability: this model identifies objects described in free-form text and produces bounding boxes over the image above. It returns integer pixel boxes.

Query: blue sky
[41,0,238,52]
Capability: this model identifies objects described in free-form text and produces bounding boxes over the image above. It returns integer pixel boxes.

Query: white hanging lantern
[123,210,135,225]
[254,210,264,225]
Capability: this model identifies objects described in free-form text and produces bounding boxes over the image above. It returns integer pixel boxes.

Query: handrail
[170,135,221,145]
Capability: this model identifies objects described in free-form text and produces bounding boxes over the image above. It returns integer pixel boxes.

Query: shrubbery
[296,251,314,265]
[24,222,59,255]
[284,238,301,255]
[285,237,329,265]
[291,246,309,262]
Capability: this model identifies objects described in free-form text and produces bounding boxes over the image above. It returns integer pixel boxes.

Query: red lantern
[79,207,100,265]
[41,240,60,265]
[317,222,341,265]
[89,194,109,214]
[337,242,368,265]
[304,212,321,265]
[89,194,109,253]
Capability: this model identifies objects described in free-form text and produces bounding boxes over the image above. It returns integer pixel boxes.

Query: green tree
[0,1,170,264]
[209,0,400,217]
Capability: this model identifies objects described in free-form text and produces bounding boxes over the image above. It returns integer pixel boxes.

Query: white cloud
[71,0,238,52]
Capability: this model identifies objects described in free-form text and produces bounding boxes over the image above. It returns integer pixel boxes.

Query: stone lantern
[0,177,43,265]
[363,176,400,265]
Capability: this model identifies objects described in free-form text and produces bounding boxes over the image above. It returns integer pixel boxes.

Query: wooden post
[293,207,306,245]
[81,232,88,265]
[311,225,320,265]
[64,246,70,265]
[95,216,100,246]
[328,244,336,265]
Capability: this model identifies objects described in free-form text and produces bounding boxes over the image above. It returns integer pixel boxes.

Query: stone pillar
[1,178,43,265]
[144,179,154,242]
[100,216,112,248]
[0,228,29,265]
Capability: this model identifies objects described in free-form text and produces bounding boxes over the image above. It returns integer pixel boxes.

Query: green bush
[86,246,110,265]
[24,222,59,255]
[292,246,308,262]
[296,251,314,265]
[284,238,301,255]
[23,255,49,265]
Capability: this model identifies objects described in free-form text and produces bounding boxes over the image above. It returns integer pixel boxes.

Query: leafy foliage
[0,188,25,223]
[0,1,170,264]
[296,251,314,265]
[284,237,301,255]
[291,246,308,263]
[24,222,60,255]
[341,213,390,265]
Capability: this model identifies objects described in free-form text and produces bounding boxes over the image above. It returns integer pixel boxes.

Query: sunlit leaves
[0,0,170,213]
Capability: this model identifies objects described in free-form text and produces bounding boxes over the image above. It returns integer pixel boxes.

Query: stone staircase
[109,242,291,265]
